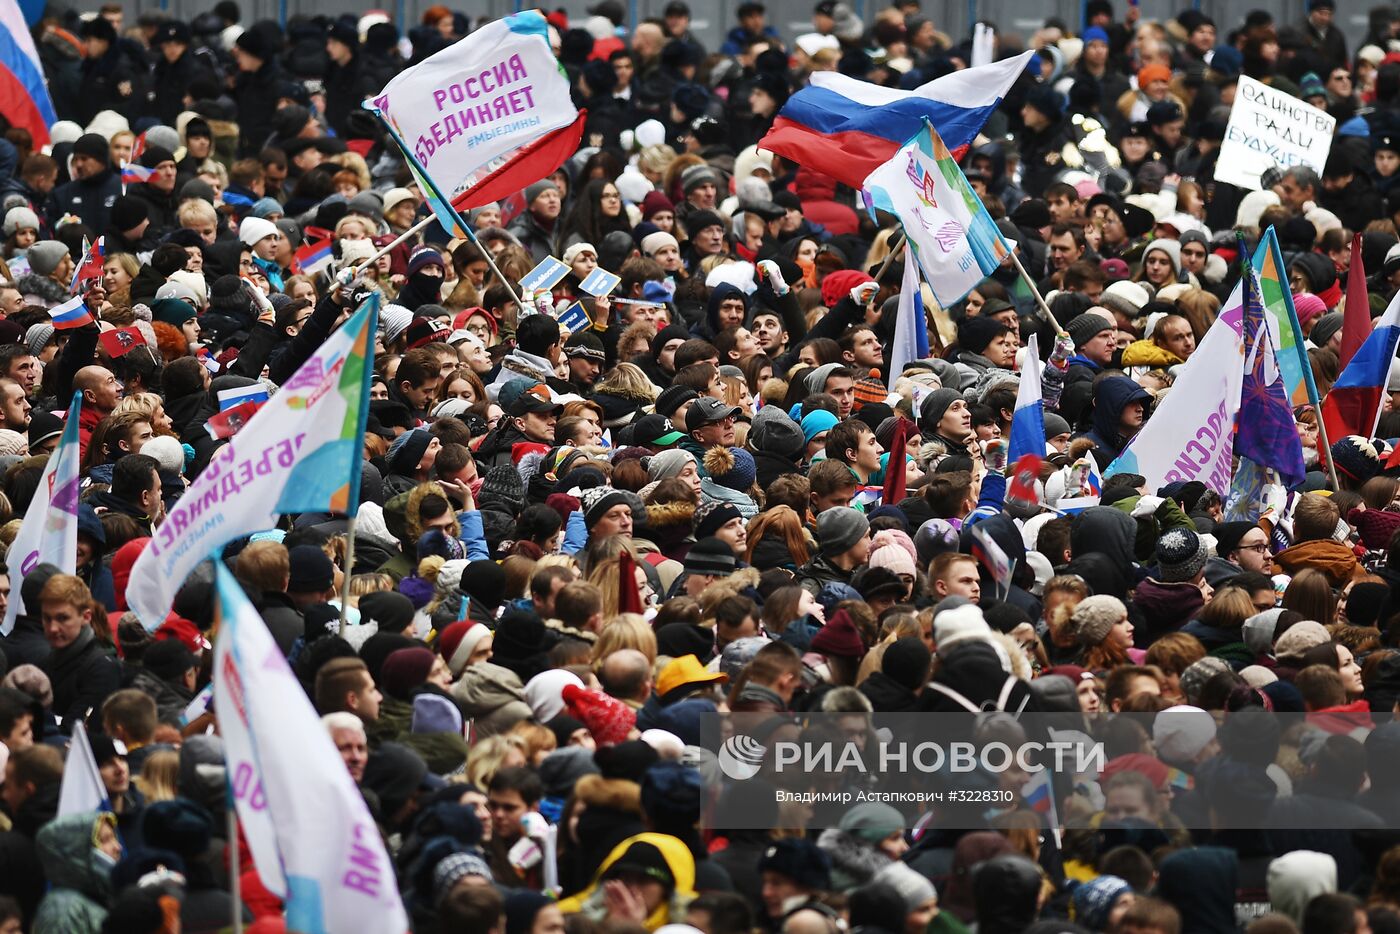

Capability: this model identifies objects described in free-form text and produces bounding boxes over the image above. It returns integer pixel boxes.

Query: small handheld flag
[293,238,334,276]
[99,325,148,358]
[48,295,94,330]
[970,522,1013,599]
[120,161,152,186]
[69,236,104,295]
[57,722,109,817]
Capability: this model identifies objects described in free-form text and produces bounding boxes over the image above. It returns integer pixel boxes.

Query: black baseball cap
[664,1,690,15]
[154,20,191,44]
[685,396,740,431]
[509,384,564,416]
[633,414,686,447]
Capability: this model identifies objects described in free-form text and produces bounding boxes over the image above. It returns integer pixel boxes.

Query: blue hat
[1074,875,1133,930]
[1083,26,1109,45]
[801,408,839,444]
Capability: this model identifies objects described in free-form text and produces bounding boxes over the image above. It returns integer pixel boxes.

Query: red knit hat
[820,269,875,309]
[1348,506,1400,550]
[1100,752,1169,790]
[562,683,636,746]
[438,619,493,677]
[810,609,866,659]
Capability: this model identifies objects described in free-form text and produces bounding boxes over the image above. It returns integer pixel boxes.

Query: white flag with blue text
[213,564,408,934]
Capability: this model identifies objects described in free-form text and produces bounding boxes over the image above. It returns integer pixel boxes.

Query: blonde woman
[136,749,181,802]
[465,733,529,788]
[587,556,657,620]
[589,614,658,666]
[592,362,658,406]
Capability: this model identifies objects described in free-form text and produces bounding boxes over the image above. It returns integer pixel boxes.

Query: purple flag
[1236,265,1306,488]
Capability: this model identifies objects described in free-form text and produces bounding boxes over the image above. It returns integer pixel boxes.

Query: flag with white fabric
[888,242,931,382]
[1006,333,1044,465]
[1106,277,1247,494]
[214,563,408,932]
[863,120,1014,307]
[57,722,109,817]
[2,392,80,635]
[366,11,576,197]
[126,295,378,629]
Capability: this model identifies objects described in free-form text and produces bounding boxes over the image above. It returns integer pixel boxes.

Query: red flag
[204,400,262,440]
[616,548,644,615]
[881,417,911,506]
[69,236,105,295]
[1006,453,1043,510]
[1340,233,1370,369]
[99,326,148,358]
[451,112,587,213]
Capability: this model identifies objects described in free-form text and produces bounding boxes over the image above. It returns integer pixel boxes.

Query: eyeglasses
[1239,542,1271,554]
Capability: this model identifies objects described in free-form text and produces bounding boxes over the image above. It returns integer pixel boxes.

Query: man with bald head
[74,364,122,458]
[600,647,653,710]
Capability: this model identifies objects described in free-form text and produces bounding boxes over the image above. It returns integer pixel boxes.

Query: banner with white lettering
[213,564,407,933]
[1217,75,1335,191]
[126,296,377,629]
[367,11,577,194]
[1106,278,1246,494]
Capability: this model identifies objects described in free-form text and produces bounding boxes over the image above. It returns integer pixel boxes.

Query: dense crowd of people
[5,0,1400,932]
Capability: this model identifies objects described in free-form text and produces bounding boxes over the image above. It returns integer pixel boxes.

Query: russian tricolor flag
[121,161,152,185]
[48,295,94,330]
[1323,288,1400,446]
[294,238,334,276]
[0,0,57,149]
[1007,333,1045,465]
[760,51,1033,188]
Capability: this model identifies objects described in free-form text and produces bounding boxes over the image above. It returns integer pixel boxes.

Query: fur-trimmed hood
[647,500,696,530]
[574,773,643,815]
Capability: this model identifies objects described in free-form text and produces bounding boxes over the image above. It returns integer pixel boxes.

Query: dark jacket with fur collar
[563,775,645,895]
[645,501,695,562]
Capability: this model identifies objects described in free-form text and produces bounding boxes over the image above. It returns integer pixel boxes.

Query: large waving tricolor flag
[126,294,379,629]
[1322,288,1400,447]
[0,0,57,148]
[761,51,1033,188]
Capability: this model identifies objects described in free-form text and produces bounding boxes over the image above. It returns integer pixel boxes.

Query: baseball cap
[656,654,728,698]
[509,384,564,416]
[685,396,740,431]
[632,414,686,447]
